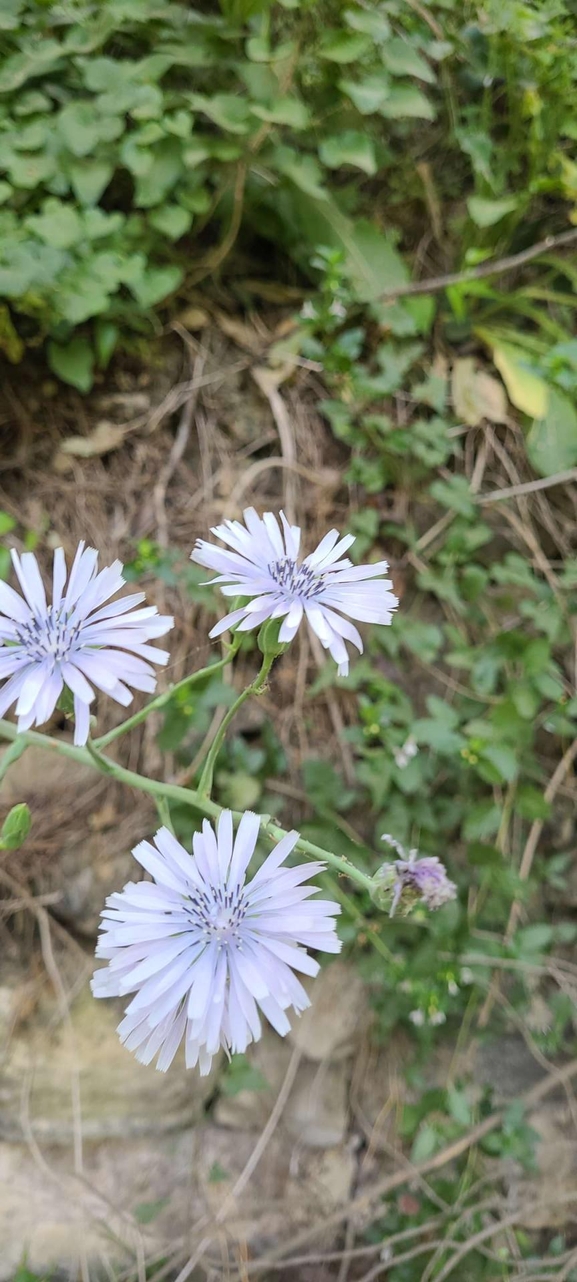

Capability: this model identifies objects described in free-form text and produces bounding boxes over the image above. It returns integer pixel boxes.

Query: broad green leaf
[130,265,183,308]
[251,97,309,129]
[272,146,327,198]
[134,142,183,207]
[58,102,101,157]
[27,200,83,250]
[342,218,408,301]
[149,204,192,239]
[380,85,435,120]
[382,38,436,83]
[47,337,94,392]
[8,151,56,188]
[480,744,519,783]
[190,93,252,134]
[480,334,549,418]
[94,320,119,369]
[339,74,390,114]
[68,160,113,205]
[134,1197,169,1224]
[0,182,12,206]
[0,0,25,31]
[468,196,518,227]
[526,387,577,476]
[319,31,372,62]
[319,131,377,175]
[345,7,391,39]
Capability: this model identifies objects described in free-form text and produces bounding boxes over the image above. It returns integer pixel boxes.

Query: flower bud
[0,803,31,850]
[257,618,290,659]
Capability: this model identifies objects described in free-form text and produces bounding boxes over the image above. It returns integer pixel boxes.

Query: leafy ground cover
[2,0,577,1279]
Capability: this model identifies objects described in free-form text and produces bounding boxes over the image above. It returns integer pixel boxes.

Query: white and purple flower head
[0,543,173,745]
[373,836,457,917]
[191,508,397,676]
[92,810,341,1075]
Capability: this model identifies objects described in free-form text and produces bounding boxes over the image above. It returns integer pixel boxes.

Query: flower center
[268,556,322,601]
[15,605,80,664]
[184,883,247,947]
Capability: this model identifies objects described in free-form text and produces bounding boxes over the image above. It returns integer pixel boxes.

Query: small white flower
[447,979,459,997]
[393,736,418,769]
[300,301,317,320]
[92,811,341,1075]
[429,1010,447,1026]
[328,299,347,319]
[191,509,397,676]
[409,1008,425,1027]
[460,967,474,986]
[0,543,173,745]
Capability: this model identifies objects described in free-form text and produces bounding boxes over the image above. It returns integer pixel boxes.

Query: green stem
[0,718,375,894]
[93,651,236,750]
[0,735,28,784]
[197,653,275,797]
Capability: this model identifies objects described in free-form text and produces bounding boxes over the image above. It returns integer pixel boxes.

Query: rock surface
[1,744,155,935]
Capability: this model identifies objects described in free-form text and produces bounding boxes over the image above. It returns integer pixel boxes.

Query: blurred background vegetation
[3,1,577,1279]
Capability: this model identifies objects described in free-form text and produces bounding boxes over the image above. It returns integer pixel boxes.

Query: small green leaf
[344,7,391,39]
[149,204,192,239]
[319,131,377,175]
[430,475,476,517]
[1,803,31,850]
[221,1054,268,1096]
[69,160,113,206]
[339,74,390,114]
[129,265,183,308]
[381,38,435,83]
[251,97,310,129]
[133,1197,169,1225]
[47,337,94,392]
[468,195,518,227]
[58,102,101,157]
[27,200,83,250]
[319,31,372,62]
[94,320,119,369]
[380,85,435,120]
[527,387,577,477]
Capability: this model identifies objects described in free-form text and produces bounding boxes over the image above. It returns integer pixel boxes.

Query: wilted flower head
[0,543,173,745]
[191,507,397,676]
[372,836,457,917]
[92,811,341,1076]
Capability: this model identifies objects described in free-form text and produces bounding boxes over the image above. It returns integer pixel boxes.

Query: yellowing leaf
[452,357,508,426]
[53,421,126,471]
[478,333,548,418]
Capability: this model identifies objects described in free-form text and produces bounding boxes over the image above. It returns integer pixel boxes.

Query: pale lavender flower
[0,543,173,745]
[373,837,457,917]
[92,811,341,1075]
[191,508,397,676]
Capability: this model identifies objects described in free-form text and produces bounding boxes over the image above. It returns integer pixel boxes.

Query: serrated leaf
[429,474,476,517]
[526,387,577,476]
[319,131,377,175]
[468,195,518,227]
[48,337,94,393]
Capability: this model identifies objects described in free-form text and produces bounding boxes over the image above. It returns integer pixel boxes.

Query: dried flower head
[191,508,397,676]
[92,811,341,1075]
[372,837,457,917]
[0,544,172,745]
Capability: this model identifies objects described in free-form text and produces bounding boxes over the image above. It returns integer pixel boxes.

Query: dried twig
[379,227,577,302]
